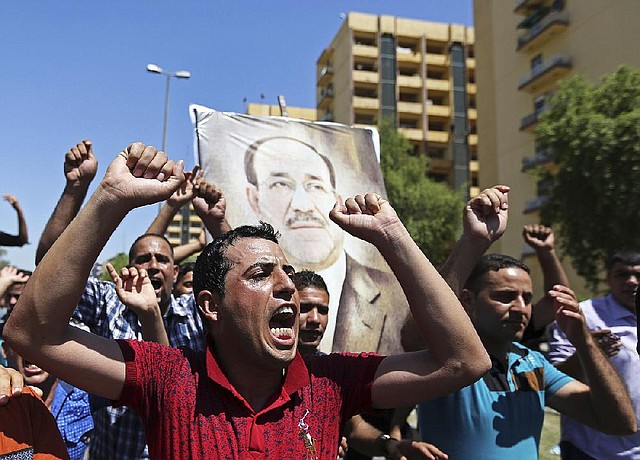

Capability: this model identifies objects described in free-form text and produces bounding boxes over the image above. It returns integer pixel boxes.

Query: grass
[539,408,561,460]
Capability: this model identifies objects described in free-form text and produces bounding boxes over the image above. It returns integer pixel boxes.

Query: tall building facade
[165,202,202,248]
[317,12,479,197]
[474,0,640,296]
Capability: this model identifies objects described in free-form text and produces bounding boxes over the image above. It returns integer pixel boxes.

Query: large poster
[190,105,408,354]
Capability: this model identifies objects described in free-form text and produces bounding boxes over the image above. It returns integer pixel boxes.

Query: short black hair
[176,262,195,284]
[607,251,640,271]
[128,233,174,263]
[465,254,530,294]
[292,270,328,295]
[193,222,280,298]
[244,136,337,189]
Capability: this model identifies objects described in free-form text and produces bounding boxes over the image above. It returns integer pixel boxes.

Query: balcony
[352,96,379,111]
[353,43,378,59]
[467,82,477,94]
[514,0,554,15]
[429,158,452,174]
[319,87,333,98]
[317,66,333,85]
[397,48,421,63]
[398,127,424,142]
[517,10,570,52]
[317,88,333,110]
[426,78,450,92]
[428,104,451,118]
[520,106,547,131]
[353,70,379,84]
[468,134,478,146]
[518,54,572,92]
[397,101,423,115]
[397,74,422,89]
[427,130,450,144]
[521,146,554,171]
[426,53,448,66]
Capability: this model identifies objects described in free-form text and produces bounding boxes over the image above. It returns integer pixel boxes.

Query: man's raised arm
[401,185,510,352]
[35,139,98,265]
[522,224,570,331]
[0,194,29,247]
[4,143,184,401]
[329,193,491,409]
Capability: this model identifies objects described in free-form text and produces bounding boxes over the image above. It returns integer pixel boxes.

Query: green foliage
[0,248,7,269]
[98,252,129,282]
[180,253,199,265]
[534,65,640,290]
[379,117,464,266]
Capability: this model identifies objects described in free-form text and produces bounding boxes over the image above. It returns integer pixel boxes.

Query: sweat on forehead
[465,254,530,292]
[193,222,281,298]
[128,233,174,261]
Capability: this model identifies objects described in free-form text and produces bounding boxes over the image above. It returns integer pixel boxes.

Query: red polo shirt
[116,339,384,459]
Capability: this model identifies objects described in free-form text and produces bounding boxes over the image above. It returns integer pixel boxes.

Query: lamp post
[146,63,191,153]
[146,64,191,219]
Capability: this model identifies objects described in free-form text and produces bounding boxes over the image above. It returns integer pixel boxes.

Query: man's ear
[460,288,476,317]
[246,185,260,216]
[197,290,220,323]
[172,264,179,284]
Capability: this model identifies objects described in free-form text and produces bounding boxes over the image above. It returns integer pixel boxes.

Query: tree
[98,252,128,282]
[533,65,640,290]
[379,117,464,266]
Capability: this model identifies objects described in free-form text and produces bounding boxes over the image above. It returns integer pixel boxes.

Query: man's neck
[214,349,286,412]
[480,337,511,369]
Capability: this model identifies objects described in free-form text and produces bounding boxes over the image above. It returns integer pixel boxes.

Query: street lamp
[146,63,191,153]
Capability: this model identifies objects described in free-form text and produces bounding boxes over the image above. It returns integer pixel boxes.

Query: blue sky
[0,1,472,270]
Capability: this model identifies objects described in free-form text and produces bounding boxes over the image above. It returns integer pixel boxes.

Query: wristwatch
[377,433,398,457]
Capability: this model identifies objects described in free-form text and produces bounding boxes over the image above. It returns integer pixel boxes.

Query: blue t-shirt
[418,342,573,459]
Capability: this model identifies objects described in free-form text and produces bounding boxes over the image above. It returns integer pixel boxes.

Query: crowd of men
[0,138,638,460]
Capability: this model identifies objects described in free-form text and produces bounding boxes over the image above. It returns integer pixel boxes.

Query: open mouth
[149,278,163,291]
[23,361,44,376]
[299,329,322,342]
[269,305,296,345]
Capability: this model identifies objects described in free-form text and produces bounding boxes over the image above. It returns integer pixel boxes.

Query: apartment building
[317,12,479,197]
[474,0,640,296]
[165,203,202,248]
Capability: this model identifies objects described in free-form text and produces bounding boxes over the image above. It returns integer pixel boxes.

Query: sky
[0,1,473,271]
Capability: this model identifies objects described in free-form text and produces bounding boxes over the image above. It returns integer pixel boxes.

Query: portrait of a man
[244,136,342,271]
[191,105,409,354]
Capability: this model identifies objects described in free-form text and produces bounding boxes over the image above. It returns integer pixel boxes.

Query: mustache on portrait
[286,211,325,228]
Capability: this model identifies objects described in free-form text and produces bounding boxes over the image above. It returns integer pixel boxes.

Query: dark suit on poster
[331,255,410,354]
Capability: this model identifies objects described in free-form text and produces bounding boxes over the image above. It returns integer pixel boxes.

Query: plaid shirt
[73,278,205,460]
[51,380,93,460]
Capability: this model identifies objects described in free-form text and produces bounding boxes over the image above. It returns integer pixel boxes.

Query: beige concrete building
[474,0,640,296]
[317,12,479,197]
[246,102,317,121]
[165,203,202,248]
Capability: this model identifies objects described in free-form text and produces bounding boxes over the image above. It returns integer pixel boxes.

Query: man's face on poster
[246,137,343,270]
